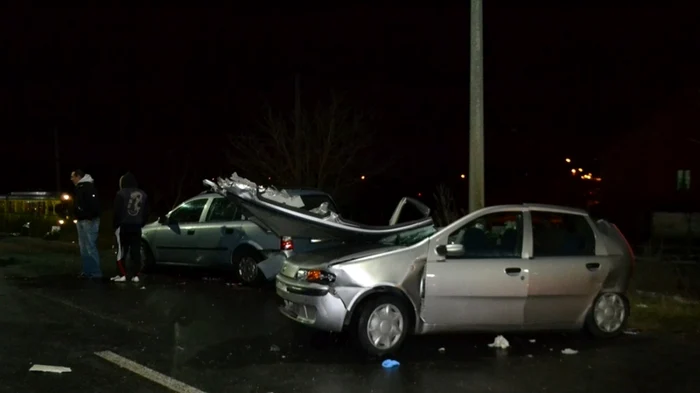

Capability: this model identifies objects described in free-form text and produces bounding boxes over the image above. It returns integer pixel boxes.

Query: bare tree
[433,184,465,227]
[228,92,389,196]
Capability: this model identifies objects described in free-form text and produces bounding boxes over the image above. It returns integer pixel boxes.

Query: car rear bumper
[275,275,347,332]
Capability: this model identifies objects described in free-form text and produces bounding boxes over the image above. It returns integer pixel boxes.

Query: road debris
[624,328,640,335]
[488,335,510,349]
[29,364,72,374]
[438,347,446,354]
[561,348,578,355]
[529,339,536,343]
[636,304,649,308]
[382,359,400,368]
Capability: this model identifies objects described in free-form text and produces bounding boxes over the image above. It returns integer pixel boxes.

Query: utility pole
[469,0,485,212]
[53,128,61,193]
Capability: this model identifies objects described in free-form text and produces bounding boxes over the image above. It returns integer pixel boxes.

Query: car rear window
[299,194,337,213]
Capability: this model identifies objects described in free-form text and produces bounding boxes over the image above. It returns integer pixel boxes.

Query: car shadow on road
[182,321,652,371]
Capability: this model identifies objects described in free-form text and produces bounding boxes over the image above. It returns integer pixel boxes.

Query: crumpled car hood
[204,174,434,241]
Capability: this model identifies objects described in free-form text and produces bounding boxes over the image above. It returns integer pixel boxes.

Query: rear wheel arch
[231,243,265,262]
[345,286,418,332]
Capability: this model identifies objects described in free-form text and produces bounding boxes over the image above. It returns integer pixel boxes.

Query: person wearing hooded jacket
[111,172,150,283]
[71,169,102,279]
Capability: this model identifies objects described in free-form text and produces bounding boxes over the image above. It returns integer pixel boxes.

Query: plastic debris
[438,347,446,354]
[487,335,510,349]
[561,348,578,355]
[270,345,280,352]
[382,359,400,368]
[140,286,146,290]
[29,364,72,374]
[636,304,649,308]
[529,339,536,343]
[624,328,640,335]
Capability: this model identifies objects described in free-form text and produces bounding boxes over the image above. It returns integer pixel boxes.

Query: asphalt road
[1,255,700,393]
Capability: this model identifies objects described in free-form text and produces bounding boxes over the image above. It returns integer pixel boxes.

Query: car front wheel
[356,296,410,356]
[585,292,630,338]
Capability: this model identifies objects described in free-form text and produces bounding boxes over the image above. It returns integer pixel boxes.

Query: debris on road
[382,359,400,369]
[561,348,578,355]
[527,354,533,358]
[29,364,72,374]
[270,344,280,352]
[636,304,649,308]
[140,286,146,290]
[529,339,536,343]
[624,328,641,335]
[438,347,446,354]
[487,335,510,349]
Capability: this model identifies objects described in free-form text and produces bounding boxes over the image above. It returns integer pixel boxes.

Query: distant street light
[460,174,466,179]
[360,175,366,180]
[565,158,571,163]
[61,193,71,201]
[570,169,577,175]
[578,168,583,172]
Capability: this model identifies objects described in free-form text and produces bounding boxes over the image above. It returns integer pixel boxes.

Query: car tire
[355,295,411,356]
[232,248,264,286]
[140,241,157,273]
[585,292,630,338]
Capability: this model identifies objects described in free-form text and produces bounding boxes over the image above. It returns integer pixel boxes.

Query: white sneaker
[112,276,127,283]
[131,276,140,283]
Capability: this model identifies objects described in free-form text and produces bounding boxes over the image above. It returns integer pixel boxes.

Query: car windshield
[378,225,437,247]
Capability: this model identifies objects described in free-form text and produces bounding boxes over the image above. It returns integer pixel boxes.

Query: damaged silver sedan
[207,175,635,355]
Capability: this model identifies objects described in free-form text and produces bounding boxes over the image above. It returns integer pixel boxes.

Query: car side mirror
[446,244,465,258]
[158,215,169,225]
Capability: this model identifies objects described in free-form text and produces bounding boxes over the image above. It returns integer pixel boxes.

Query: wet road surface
[1,258,700,392]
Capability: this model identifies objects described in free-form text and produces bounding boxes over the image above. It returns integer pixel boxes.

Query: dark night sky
[1,6,698,212]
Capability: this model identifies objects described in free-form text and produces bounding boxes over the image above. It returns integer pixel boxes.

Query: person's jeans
[77,218,102,278]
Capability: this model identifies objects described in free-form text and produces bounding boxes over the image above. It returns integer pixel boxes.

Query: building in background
[0,191,74,237]
[600,92,700,246]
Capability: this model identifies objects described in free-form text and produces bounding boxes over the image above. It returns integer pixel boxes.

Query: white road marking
[95,350,206,393]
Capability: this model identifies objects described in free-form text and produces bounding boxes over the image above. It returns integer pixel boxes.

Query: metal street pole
[469,0,485,212]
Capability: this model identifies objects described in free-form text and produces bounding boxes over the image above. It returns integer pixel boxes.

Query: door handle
[586,262,600,271]
[505,267,521,275]
[187,229,195,235]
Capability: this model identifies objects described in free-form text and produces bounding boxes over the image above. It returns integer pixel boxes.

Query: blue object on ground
[382,359,400,368]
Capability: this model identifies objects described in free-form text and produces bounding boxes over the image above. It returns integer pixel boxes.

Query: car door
[524,210,608,328]
[422,208,530,331]
[194,196,244,266]
[156,198,209,265]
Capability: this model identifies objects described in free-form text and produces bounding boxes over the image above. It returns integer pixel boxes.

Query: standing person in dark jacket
[71,169,102,279]
[111,172,150,283]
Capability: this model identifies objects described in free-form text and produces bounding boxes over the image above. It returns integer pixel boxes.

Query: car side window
[531,211,596,257]
[206,198,240,222]
[446,212,524,259]
[169,199,207,223]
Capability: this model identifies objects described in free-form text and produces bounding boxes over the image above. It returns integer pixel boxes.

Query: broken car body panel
[204,176,434,242]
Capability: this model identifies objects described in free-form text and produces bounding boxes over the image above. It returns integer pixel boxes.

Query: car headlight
[295,269,336,284]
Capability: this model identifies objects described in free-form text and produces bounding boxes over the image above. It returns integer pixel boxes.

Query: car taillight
[280,236,294,251]
[612,223,635,276]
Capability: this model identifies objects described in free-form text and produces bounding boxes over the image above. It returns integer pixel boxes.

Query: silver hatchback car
[141,190,339,284]
[276,204,634,355]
